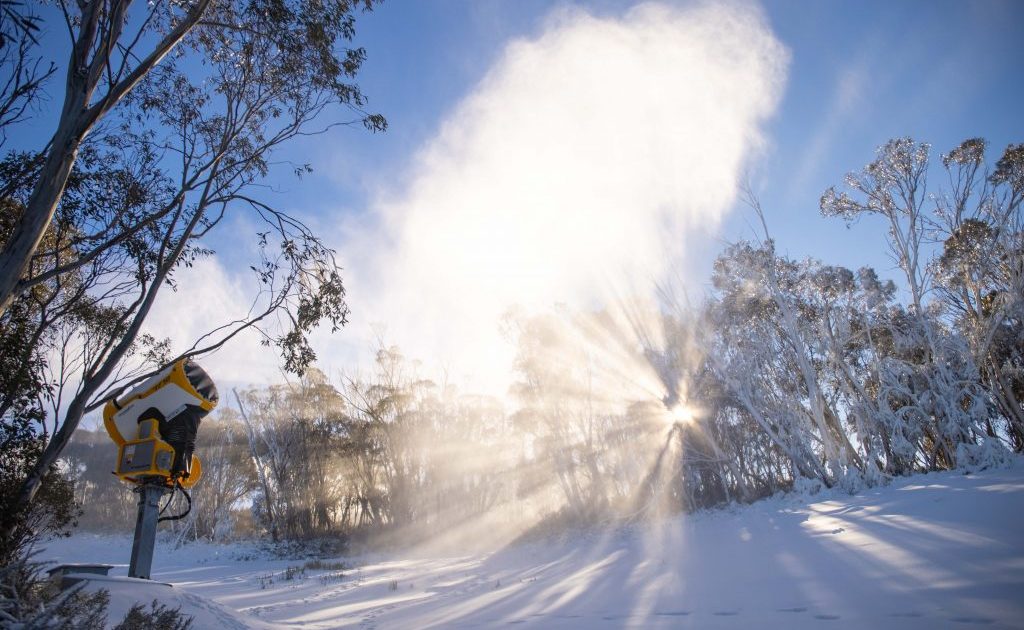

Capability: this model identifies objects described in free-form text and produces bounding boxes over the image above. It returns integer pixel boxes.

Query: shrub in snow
[790,476,826,499]
[0,549,195,629]
[0,551,108,629]
[112,600,192,630]
[957,437,1015,472]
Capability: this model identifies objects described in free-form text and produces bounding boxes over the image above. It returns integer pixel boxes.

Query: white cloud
[330,1,788,392]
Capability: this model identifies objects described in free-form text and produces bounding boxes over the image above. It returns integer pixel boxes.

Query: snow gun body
[103,359,218,488]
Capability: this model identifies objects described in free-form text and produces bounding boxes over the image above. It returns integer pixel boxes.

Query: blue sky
[751,0,1023,269]
[287,0,1023,279]
[12,0,1024,391]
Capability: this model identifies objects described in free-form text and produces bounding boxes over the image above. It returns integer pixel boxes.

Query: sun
[666,403,697,425]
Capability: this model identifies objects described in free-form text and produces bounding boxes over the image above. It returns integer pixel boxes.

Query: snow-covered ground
[41,462,1024,629]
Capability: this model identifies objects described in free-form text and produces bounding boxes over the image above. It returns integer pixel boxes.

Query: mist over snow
[335,1,788,392]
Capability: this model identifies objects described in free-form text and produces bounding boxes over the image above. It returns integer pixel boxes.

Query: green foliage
[0,256,81,563]
[0,458,80,566]
[0,0,43,46]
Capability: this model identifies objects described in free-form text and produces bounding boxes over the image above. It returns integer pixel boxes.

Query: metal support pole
[128,481,167,579]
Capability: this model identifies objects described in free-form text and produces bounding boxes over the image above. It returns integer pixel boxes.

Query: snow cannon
[103,359,218,488]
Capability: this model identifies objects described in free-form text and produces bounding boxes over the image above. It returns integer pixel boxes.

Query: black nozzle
[159,406,208,478]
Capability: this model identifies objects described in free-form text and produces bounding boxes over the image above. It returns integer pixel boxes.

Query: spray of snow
[315,1,789,549]
[335,1,788,394]
[139,1,789,547]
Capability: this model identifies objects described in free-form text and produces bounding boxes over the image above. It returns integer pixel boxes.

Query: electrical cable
[157,484,174,516]
[157,480,192,523]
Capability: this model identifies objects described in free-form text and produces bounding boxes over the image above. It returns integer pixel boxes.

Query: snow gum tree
[0,0,386,549]
[708,240,858,488]
[822,138,1020,465]
[934,140,1024,450]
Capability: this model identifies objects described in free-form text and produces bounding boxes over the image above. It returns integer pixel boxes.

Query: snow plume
[319,2,788,549]
[341,1,788,394]
[138,2,788,550]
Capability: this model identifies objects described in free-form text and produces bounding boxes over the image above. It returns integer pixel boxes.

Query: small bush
[283,565,306,581]
[318,572,346,585]
[304,559,349,572]
[0,550,109,629]
[113,599,193,630]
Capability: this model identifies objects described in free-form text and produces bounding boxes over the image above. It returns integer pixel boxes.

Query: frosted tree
[235,372,348,541]
[821,138,998,468]
[934,140,1024,450]
[178,413,254,542]
[708,241,842,487]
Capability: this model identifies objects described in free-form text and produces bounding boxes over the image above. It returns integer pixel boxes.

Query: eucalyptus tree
[0,2,54,150]
[934,140,1024,450]
[0,0,213,313]
[1,0,386,540]
[821,138,999,468]
[707,240,835,486]
[0,148,157,559]
[184,413,255,541]
[0,0,385,313]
